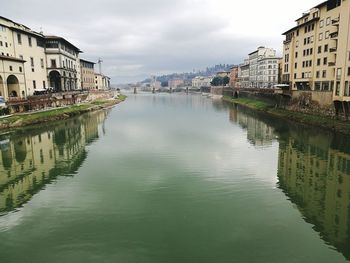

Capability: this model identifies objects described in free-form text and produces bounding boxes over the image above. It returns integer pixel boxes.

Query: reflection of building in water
[229,107,275,147]
[278,135,350,259]
[0,110,108,213]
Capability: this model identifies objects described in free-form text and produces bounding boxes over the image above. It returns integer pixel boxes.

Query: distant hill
[144,64,234,83]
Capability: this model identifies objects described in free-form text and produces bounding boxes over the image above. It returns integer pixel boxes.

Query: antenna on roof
[98,58,103,74]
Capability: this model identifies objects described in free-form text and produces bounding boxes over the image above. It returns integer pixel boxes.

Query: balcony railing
[332,17,340,25]
[328,62,336,67]
[330,47,337,52]
[330,32,339,39]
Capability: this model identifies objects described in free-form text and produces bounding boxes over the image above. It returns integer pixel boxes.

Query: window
[335,81,340,95]
[324,44,328,52]
[43,81,46,88]
[319,33,323,41]
[40,58,44,68]
[323,70,327,78]
[325,31,330,39]
[345,81,350,96]
[28,36,32,47]
[348,67,350,76]
[324,57,328,65]
[19,66,22,72]
[318,46,322,54]
[295,63,298,69]
[316,71,320,78]
[5,42,8,47]
[9,66,13,71]
[0,41,2,47]
[33,80,36,90]
[320,20,324,28]
[30,57,34,67]
[17,33,22,44]
[51,59,56,68]
[317,59,321,66]
[326,17,331,25]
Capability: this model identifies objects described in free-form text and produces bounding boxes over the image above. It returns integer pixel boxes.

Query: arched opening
[0,76,4,97]
[49,71,62,92]
[7,75,20,97]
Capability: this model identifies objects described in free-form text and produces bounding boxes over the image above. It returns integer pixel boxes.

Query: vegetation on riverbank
[0,96,127,131]
[223,96,350,135]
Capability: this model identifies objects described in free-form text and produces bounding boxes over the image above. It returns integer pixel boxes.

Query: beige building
[45,36,82,91]
[80,59,95,90]
[0,16,48,98]
[95,73,111,90]
[282,0,350,104]
[192,76,212,88]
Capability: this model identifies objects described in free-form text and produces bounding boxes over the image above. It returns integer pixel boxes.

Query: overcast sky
[3,0,321,83]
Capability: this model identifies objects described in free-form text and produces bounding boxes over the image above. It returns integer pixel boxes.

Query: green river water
[0,93,350,263]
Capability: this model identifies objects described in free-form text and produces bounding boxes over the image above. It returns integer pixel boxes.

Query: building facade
[229,66,239,88]
[238,60,250,89]
[257,57,280,88]
[249,46,277,88]
[282,0,350,103]
[80,59,95,90]
[0,16,48,98]
[45,36,82,92]
[192,76,212,88]
[95,73,111,90]
[168,79,184,89]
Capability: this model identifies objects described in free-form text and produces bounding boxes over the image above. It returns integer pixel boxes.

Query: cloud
[2,0,322,83]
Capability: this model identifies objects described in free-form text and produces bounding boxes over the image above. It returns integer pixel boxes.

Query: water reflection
[0,110,109,214]
[229,104,350,260]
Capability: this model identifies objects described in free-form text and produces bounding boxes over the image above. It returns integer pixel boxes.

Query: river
[0,93,350,263]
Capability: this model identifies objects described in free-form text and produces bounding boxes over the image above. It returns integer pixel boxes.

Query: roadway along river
[0,93,350,263]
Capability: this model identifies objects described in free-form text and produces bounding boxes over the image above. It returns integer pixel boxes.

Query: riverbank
[223,96,350,135]
[0,95,127,131]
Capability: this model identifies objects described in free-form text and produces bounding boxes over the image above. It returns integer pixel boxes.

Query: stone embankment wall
[237,89,336,117]
[210,86,224,96]
[86,90,115,101]
[287,91,335,117]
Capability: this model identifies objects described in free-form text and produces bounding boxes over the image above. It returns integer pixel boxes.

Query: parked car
[0,96,6,108]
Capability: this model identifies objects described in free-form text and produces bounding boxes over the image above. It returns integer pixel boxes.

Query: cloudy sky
[3,0,321,83]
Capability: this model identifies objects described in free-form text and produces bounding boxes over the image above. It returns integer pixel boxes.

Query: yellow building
[80,59,95,90]
[282,0,350,106]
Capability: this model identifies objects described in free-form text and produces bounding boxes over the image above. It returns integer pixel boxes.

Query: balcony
[328,62,336,67]
[330,47,337,53]
[332,17,340,25]
[330,31,339,39]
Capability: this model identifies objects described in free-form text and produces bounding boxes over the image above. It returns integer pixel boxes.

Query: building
[192,76,212,88]
[238,60,250,89]
[216,71,230,78]
[95,73,111,90]
[0,16,48,98]
[248,46,277,88]
[80,59,95,90]
[45,35,82,91]
[257,57,281,88]
[282,0,350,104]
[168,79,184,89]
[229,66,239,88]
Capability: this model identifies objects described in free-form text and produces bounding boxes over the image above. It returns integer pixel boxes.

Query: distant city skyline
[3,0,322,83]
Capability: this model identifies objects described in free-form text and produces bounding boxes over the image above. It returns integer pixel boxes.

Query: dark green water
[0,93,350,263]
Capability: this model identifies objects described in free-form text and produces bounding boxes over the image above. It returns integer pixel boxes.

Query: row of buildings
[0,16,111,101]
[189,0,350,107]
